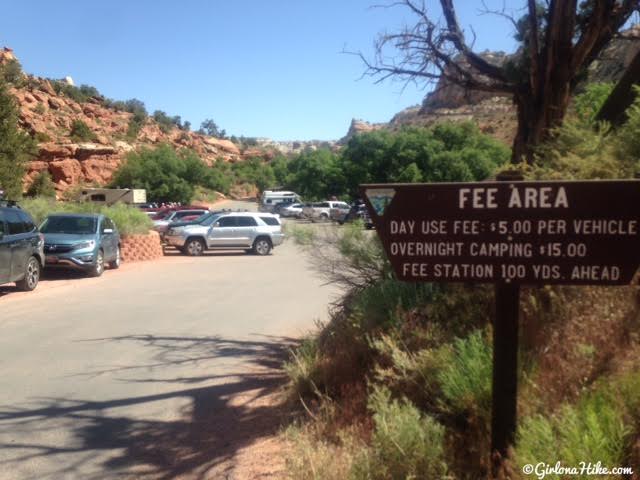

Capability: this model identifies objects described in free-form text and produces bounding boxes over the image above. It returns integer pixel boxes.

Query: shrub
[285,422,359,480]
[69,119,97,142]
[350,387,448,479]
[33,103,46,115]
[20,197,153,235]
[152,110,181,133]
[126,109,147,140]
[284,337,322,397]
[34,131,51,143]
[98,202,153,235]
[51,81,102,104]
[574,82,614,123]
[516,388,630,478]
[0,59,24,85]
[437,329,493,421]
[26,171,56,198]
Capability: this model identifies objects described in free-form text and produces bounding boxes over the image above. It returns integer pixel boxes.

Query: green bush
[34,131,51,143]
[152,110,182,133]
[437,329,493,421]
[26,171,56,198]
[284,337,322,397]
[69,119,97,142]
[574,82,614,123]
[530,84,640,181]
[20,197,153,235]
[51,81,102,104]
[350,387,448,479]
[0,59,24,85]
[516,388,630,478]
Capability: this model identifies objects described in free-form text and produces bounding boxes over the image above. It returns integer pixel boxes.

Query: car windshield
[153,211,174,221]
[200,213,222,226]
[40,216,97,235]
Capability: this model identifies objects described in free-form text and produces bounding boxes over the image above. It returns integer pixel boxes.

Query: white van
[259,190,300,212]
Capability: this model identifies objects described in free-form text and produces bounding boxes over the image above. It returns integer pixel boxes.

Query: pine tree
[0,78,36,198]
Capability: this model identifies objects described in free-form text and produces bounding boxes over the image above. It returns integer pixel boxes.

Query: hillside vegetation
[282,85,640,480]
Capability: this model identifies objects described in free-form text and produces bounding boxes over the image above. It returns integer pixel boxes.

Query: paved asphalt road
[0,201,337,479]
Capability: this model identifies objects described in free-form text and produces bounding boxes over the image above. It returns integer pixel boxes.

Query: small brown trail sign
[360,178,640,476]
[360,180,640,286]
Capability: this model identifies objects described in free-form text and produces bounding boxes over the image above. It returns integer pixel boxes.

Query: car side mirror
[103,228,114,234]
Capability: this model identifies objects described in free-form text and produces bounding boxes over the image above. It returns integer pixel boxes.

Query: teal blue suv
[40,214,121,277]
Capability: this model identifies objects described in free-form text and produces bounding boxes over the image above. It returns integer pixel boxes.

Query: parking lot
[0,201,338,479]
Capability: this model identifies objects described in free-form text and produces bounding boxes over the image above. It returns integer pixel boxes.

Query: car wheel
[252,237,272,256]
[109,246,121,269]
[185,238,205,256]
[88,250,105,277]
[15,256,41,291]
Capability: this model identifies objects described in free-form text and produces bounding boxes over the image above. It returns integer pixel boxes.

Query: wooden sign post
[360,177,640,475]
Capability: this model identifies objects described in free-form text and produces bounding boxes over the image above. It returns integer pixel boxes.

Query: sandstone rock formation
[4,48,280,196]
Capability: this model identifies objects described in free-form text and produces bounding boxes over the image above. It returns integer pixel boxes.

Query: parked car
[0,202,44,291]
[153,209,209,236]
[302,201,350,222]
[259,190,300,213]
[40,214,121,277]
[338,204,374,229]
[164,211,285,256]
[280,202,305,218]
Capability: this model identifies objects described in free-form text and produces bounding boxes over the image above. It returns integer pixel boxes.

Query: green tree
[110,144,196,203]
[231,157,276,192]
[359,0,638,163]
[286,149,346,200]
[341,124,509,195]
[198,119,226,138]
[0,78,36,198]
[26,171,56,198]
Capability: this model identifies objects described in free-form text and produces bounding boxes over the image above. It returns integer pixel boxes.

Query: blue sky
[1,1,518,140]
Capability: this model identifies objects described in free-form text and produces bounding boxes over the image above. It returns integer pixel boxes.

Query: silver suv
[164,211,285,256]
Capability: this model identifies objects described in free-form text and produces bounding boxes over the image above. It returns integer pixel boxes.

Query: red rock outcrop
[4,49,276,196]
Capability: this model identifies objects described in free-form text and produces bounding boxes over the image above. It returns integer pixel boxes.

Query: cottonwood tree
[359,0,639,163]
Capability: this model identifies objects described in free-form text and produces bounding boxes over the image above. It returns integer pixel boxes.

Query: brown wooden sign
[360,180,640,285]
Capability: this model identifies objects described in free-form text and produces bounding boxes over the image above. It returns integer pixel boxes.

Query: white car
[280,203,305,218]
[302,201,350,221]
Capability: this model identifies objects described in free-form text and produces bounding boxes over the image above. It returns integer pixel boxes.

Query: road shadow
[0,334,300,479]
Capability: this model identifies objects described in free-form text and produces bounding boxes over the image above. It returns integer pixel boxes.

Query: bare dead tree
[358,0,639,163]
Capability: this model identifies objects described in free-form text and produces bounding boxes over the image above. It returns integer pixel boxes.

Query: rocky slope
[1,47,283,195]
[342,27,640,146]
